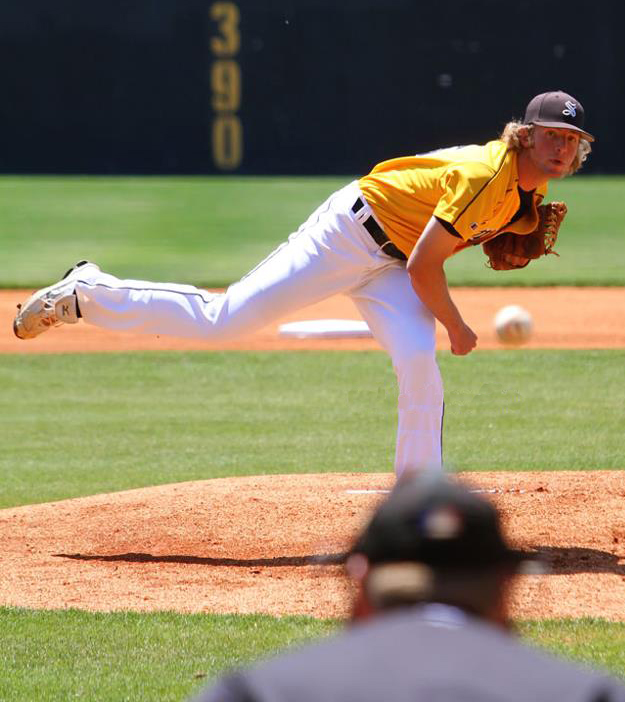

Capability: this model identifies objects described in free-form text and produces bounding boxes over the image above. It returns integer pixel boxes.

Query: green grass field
[0,609,338,702]
[1,175,624,287]
[1,175,624,700]
[0,609,624,701]
[1,350,624,508]
[1,610,622,702]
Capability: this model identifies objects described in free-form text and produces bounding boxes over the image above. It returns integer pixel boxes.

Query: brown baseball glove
[482,201,568,270]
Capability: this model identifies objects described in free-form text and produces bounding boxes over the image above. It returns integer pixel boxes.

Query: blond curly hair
[500,121,592,175]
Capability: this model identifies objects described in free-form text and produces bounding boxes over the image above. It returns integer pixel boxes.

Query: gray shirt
[193,604,625,702]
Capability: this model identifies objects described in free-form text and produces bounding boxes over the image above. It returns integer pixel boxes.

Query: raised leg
[74,182,379,341]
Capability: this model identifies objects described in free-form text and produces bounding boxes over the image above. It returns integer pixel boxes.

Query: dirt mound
[2,471,624,620]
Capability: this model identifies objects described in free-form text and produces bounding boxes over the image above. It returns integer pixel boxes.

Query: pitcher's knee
[393,347,439,383]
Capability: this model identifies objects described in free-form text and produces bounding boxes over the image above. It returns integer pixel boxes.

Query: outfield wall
[1,0,622,174]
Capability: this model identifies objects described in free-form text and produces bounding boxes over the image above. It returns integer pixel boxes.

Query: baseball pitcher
[13,91,593,477]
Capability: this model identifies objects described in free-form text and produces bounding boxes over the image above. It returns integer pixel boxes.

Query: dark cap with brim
[524,91,595,142]
[351,475,528,570]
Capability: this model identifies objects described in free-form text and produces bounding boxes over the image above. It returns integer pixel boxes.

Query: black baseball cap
[524,91,595,142]
[351,475,528,570]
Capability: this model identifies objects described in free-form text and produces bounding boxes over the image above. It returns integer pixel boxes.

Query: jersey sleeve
[433,164,496,241]
[435,216,462,238]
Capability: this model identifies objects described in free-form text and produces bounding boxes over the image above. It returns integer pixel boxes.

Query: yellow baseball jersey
[358,140,548,257]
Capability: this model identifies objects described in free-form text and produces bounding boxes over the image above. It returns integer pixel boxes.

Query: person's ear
[345,553,369,582]
[346,553,376,621]
[519,126,532,148]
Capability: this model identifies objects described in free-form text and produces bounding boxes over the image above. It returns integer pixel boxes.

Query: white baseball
[494,305,533,345]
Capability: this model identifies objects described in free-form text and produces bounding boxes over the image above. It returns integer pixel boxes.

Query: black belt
[351,198,407,261]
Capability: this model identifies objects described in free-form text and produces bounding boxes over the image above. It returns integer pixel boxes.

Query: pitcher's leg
[75,268,226,339]
[351,265,444,477]
[70,182,378,341]
[394,352,444,475]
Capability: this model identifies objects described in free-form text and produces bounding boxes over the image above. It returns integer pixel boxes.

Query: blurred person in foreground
[192,475,625,702]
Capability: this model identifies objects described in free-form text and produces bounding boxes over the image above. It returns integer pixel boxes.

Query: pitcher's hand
[447,322,477,356]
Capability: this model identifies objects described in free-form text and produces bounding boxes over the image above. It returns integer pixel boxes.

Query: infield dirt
[1,472,624,620]
[2,287,625,352]
[1,287,624,619]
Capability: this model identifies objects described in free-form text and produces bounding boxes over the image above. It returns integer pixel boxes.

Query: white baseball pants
[74,181,444,476]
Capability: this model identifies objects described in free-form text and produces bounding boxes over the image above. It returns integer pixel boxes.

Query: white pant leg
[74,182,387,341]
[350,264,444,477]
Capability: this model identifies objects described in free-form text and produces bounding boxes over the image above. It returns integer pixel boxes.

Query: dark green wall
[1,0,621,174]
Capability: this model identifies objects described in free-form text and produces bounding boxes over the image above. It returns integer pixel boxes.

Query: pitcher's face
[526,126,580,179]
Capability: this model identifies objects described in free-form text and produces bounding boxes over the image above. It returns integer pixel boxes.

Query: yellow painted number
[211,60,241,112]
[212,115,243,170]
[210,2,240,57]
[210,2,242,171]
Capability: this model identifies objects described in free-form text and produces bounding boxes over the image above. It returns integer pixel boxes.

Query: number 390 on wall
[209,2,243,171]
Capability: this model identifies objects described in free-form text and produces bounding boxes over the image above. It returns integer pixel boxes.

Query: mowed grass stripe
[0,609,624,702]
[1,350,623,508]
[0,608,337,702]
[0,176,343,289]
[1,175,624,287]
[519,619,625,680]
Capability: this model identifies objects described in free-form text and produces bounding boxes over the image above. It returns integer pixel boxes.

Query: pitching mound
[1,471,624,620]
